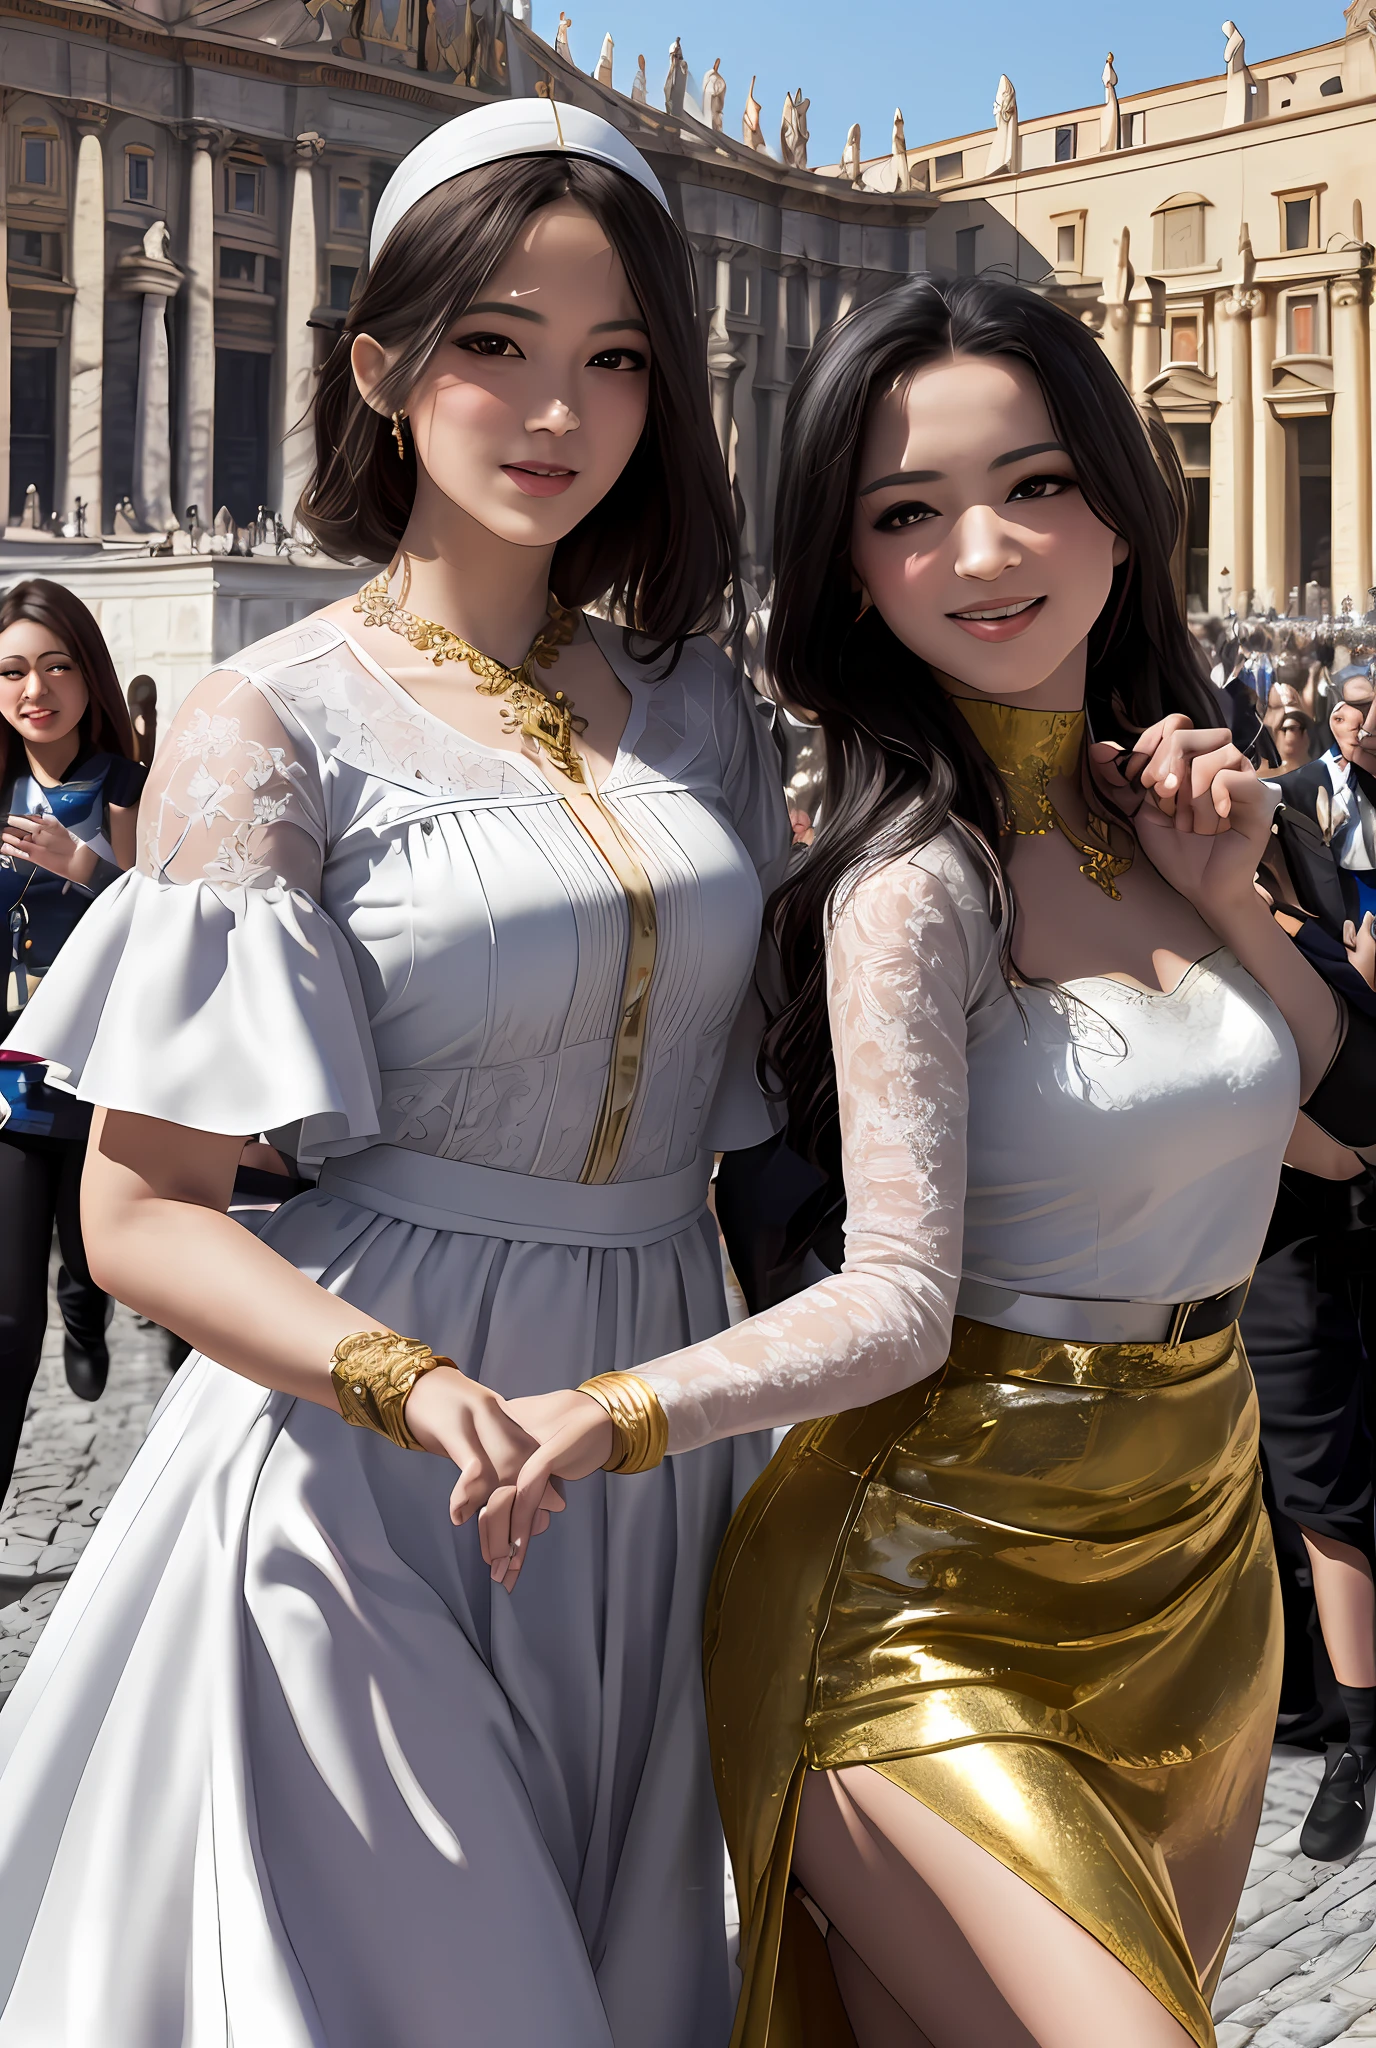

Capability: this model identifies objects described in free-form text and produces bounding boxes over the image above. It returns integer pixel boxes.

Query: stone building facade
[0,0,930,698]
[830,6,1376,619]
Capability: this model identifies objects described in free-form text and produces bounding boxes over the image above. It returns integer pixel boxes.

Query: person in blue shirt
[0,579,144,1500]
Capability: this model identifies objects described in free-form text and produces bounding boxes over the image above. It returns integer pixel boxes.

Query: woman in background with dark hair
[0,104,785,2047]
[501,277,1375,2046]
[0,579,143,1479]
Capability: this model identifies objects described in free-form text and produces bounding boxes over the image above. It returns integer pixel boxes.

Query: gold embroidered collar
[951,697,1132,899]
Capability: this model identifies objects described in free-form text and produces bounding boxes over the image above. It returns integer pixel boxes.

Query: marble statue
[703,57,726,132]
[842,124,863,187]
[742,74,764,150]
[631,52,647,104]
[1107,225,1134,308]
[1238,219,1256,289]
[595,31,613,86]
[665,37,688,117]
[780,89,810,170]
[1222,19,1253,125]
[891,108,910,192]
[986,72,1018,175]
[554,9,572,62]
[1101,52,1120,151]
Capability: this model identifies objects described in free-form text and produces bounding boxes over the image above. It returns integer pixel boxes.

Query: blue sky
[532,1,1342,167]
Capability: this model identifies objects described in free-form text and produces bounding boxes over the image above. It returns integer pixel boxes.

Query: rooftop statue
[986,72,1018,175]
[703,58,726,133]
[595,32,613,86]
[1101,51,1121,151]
[780,88,810,169]
[742,74,764,150]
[842,123,863,187]
[631,52,648,104]
[665,36,688,117]
[891,108,911,192]
[554,9,573,62]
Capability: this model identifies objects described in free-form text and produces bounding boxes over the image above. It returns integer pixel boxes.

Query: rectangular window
[8,228,46,270]
[126,151,151,204]
[785,272,810,348]
[1056,223,1076,265]
[8,346,57,525]
[1121,111,1140,146]
[329,264,357,311]
[229,165,261,215]
[214,349,271,526]
[21,135,50,186]
[1159,205,1204,270]
[955,227,979,277]
[1287,296,1317,354]
[1177,424,1211,470]
[336,183,364,232]
[728,265,752,318]
[219,245,259,287]
[934,151,963,184]
[1054,125,1076,162]
[1284,197,1313,251]
[1169,318,1199,364]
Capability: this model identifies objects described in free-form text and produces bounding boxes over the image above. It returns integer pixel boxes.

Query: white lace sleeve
[8,666,380,1147]
[639,853,976,1451]
[138,669,325,891]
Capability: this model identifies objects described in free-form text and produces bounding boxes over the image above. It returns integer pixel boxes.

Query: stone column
[705,247,744,462]
[1129,281,1164,400]
[274,131,323,527]
[178,132,217,530]
[66,108,106,532]
[1330,273,1372,612]
[1210,290,1256,613]
[1250,288,1286,612]
[116,222,184,532]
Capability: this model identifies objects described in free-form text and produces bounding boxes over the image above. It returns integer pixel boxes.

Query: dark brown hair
[0,578,136,790]
[762,275,1221,1189]
[301,152,740,660]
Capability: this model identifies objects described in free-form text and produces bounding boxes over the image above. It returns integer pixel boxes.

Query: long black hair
[763,275,1219,1184]
[301,153,740,663]
[0,579,136,792]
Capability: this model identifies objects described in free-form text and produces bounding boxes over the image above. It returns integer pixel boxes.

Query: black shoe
[62,1330,109,1402]
[1299,1745,1376,1861]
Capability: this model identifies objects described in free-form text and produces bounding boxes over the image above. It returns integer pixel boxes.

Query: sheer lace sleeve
[8,664,380,1149]
[138,669,325,893]
[640,850,978,1451]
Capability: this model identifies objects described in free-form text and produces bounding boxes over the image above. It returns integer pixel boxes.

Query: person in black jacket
[0,579,144,1504]
[1272,664,1376,933]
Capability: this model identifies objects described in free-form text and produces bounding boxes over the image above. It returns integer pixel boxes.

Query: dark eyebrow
[460,300,544,323]
[988,440,1067,469]
[590,316,649,336]
[858,468,945,495]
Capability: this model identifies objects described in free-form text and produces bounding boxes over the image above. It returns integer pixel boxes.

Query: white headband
[369,98,669,265]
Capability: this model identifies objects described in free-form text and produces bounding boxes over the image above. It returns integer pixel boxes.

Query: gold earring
[391,410,407,460]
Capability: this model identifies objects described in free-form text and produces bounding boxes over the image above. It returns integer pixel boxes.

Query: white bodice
[12,614,790,1180]
[637,829,1301,1451]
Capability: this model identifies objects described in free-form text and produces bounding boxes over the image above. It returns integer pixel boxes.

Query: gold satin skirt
[704,1316,1282,2048]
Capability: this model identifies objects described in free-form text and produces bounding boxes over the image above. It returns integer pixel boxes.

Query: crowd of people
[0,94,1375,2048]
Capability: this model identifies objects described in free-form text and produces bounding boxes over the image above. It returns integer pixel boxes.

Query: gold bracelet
[577,1372,669,1474]
[330,1331,455,1451]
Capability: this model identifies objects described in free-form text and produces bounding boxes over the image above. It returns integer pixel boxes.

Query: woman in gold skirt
[493,279,1375,2044]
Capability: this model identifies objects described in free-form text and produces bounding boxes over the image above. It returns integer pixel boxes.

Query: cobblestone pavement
[6,1297,1376,2040]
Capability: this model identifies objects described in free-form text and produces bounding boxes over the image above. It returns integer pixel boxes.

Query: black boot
[62,1327,109,1402]
[1299,1744,1376,1861]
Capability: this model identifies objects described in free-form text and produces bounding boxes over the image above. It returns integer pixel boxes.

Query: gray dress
[0,614,788,2048]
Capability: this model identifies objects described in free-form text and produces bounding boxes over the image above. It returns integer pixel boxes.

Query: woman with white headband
[0,102,787,2045]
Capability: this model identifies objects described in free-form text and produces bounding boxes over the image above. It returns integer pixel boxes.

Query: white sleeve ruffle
[9,868,381,1157]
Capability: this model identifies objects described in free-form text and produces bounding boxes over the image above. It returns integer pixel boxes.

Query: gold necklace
[952,698,1134,900]
[354,571,587,782]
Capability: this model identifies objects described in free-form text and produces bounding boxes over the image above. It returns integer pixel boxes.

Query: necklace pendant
[1079,848,1126,899]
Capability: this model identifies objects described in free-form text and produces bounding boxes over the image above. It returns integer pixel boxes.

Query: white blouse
[638,829,1301,1452]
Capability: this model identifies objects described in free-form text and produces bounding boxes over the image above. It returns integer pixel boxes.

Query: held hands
[1089,714,1278,925]
[402,1367,569,1591]
[472,1391,613,1592]
[1,811,98,887]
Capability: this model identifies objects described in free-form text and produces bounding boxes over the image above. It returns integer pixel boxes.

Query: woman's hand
[402,1368,565,1569]
[470,1390,614,1592]
[2,811,97,886]
[1090,719,1277,923]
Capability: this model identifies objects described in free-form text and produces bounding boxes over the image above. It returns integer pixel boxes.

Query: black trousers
[0,1129,109,1509]
[1245,1167,1376,1742]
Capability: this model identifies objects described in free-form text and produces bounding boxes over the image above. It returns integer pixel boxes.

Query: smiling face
[849,352,1129,707]
[0,619,88,755]
[353,199,651,552]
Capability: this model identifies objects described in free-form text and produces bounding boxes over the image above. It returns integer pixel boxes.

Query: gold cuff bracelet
[331,1331,455,1451]
[577,1372,669,1474]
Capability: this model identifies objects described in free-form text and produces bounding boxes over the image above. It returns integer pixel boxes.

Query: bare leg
[826,1928,933,2048]
[1302,1529,1376,1688]
[793,1766,1195,2048]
